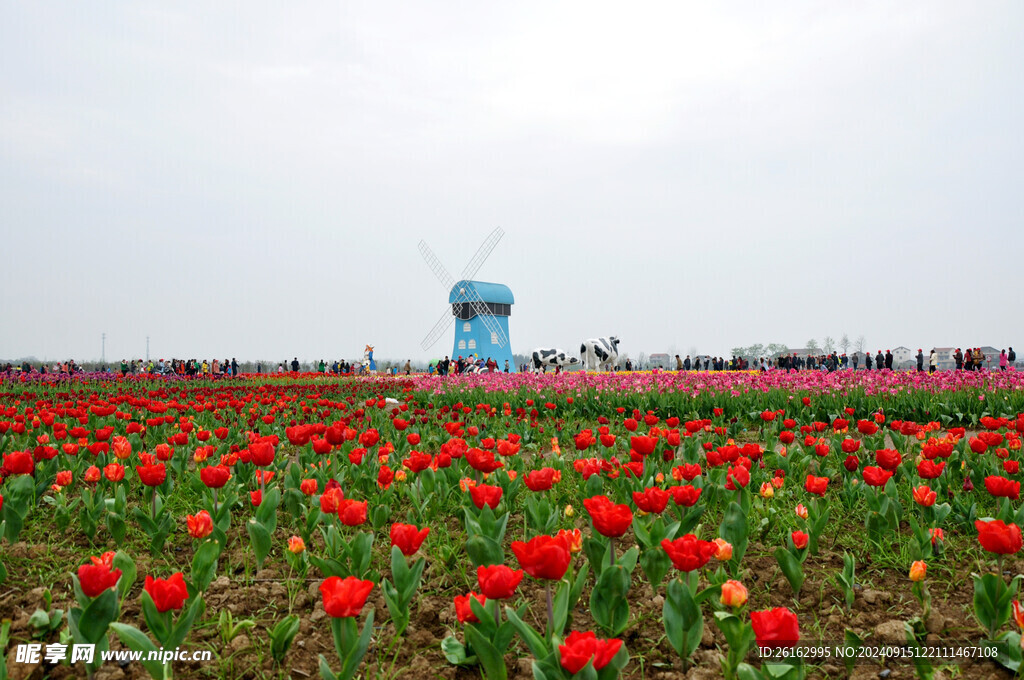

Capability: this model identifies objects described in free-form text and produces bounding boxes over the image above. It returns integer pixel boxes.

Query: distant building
[933,347,957,370]
[892,346,914,368]
[648,353,671,369]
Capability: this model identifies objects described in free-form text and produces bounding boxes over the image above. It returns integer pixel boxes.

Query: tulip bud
[795,503,808,520]
[713,537,733,561]
[564,504,574,517]
[760,482,774,499]
[909,560,927,582]
[720,579,748,608]
[288,536,306,554]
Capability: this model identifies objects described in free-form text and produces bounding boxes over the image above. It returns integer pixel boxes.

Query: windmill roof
[449,280,514,304]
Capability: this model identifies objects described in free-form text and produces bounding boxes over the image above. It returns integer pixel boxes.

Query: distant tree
[730,347,747,358]
[854,336,866,353]
[764,343,786,357]
[637,352,647,368]
[839,334,850,354]
[746,343,765,359]
[688,346,699,359]
[822,336,836,353]
[806,339,820,353]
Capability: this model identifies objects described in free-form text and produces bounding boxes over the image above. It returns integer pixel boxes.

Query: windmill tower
[419,228,515,370]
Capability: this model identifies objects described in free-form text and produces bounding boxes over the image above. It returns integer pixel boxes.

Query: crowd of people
[667,347,1017,373]
[428,355,510,375]
[4,346,1017,378]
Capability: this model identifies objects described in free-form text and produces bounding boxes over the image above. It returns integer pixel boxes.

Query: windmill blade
[418,240,456,291]
[420,307,457,350]
[469,304,508,349]
[461,286,509,348]
[459,227,504,282]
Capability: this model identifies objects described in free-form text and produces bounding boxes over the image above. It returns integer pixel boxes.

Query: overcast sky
[2,1,1021,364]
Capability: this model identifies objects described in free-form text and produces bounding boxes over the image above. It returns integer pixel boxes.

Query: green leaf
[109,622,166,680]
[664,578,703,659]
[318,653,339,680]
[79,588,119,644]
[503,607,549,660]
[774,547,804,597]
[464,621,508,680]
[719,501,749,571]
[441,635,475,666]
[190,540,221,593]
[246,519,272,569]
[465,534,504,568]
[167,594,204,649]
[590,564,632,637]
[270,614,301,663]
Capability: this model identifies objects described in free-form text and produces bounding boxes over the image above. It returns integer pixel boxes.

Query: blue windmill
[419,228,515,369]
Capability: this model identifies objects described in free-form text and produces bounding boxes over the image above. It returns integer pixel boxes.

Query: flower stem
[546,583,554,639]
[609,537,616,567]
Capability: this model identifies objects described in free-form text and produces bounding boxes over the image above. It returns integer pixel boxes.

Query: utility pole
[146,336,150,361]
[102,333,106,363]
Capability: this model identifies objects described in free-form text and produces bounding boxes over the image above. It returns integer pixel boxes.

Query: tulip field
[2,369,1024,680]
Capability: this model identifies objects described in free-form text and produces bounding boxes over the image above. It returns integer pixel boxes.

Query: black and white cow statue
[531,348,580,372]
[580,336,621,371]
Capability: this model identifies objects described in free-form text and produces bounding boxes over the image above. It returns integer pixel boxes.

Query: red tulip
[469,484,503,510]
[804,475,828,497]
[629,435,657,457]
[524,468,557,492]
[985,476,1021,501]
[558,630,623,674]
[300,478,318,496]
[320,487,343,513]
[186,510,213,539]
[632,487,670,514]
[791,531,809,550]
[78,559,122,598]
[917,460,945,479]
[511,534,571,581]
[144,573,189,612]
[320,576,374,618]
[476,564,523,599]
[200,465,231,489]
[750,607,800,648]
[103,463,125,482]
[912,485,937,507]
[840,439,861,454]
[660,534,717,572]
[857,420,879,435]
[402,451,432,473]
[454,591,487,623]
[725,465,750,490]
[862,466,892,487]
[338,499,368,526]
[669,485,702,507]
[875,449,902,471]
[136,462,166,487]
[466,447,503,474]
[2,451,34,476]
[358,429,380,448]
[249,441,275,466]
[584,495,633,538]
[390,523,430,556]
[976,520,1023,555]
